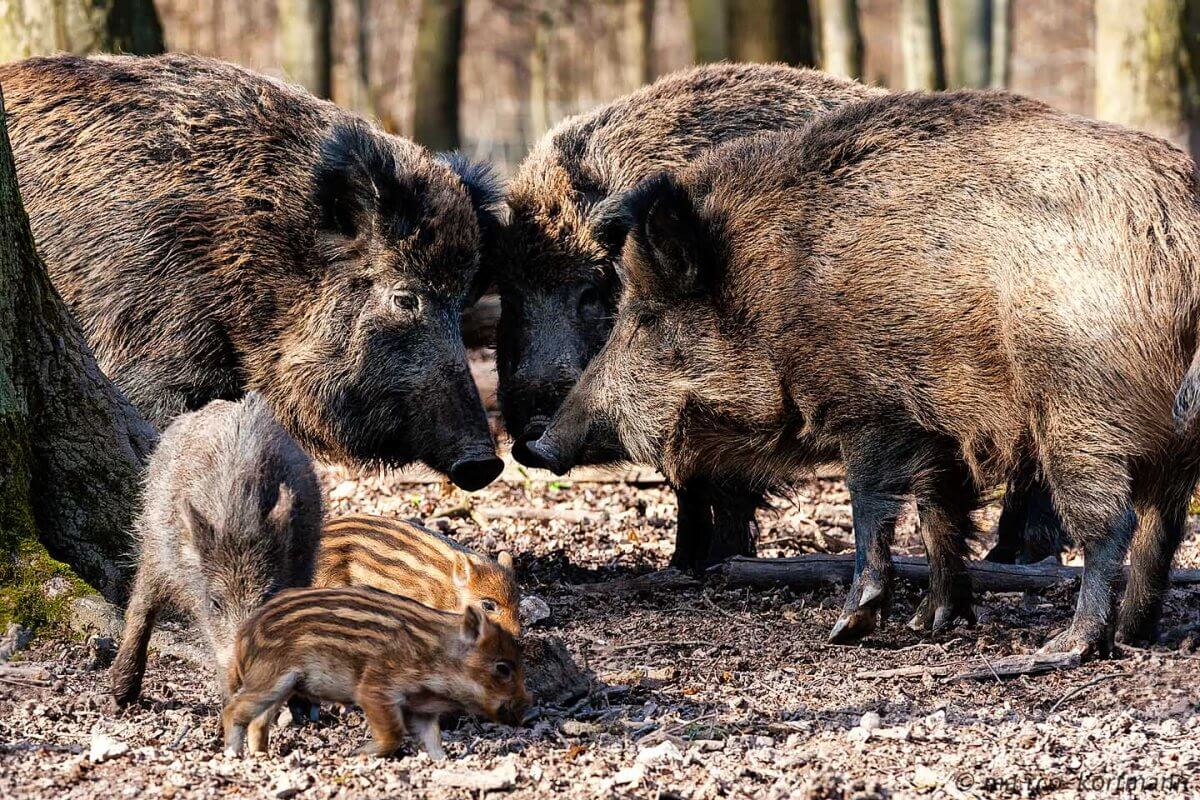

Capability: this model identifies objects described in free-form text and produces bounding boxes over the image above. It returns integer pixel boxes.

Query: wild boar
[527,90,1200,655]
[315,513,521,634]
[222,587,529,758]
[111,394,322,705]
[0,54,503,490]
[493,61,1061,570]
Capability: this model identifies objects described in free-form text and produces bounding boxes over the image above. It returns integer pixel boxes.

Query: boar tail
[1173,344,1200,435]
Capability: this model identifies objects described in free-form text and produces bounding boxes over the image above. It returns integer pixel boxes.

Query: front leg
[407,712,446,760]
[355,673,407,757]
[707,482,760,564]
[669,482,713,574]
[111,566,163,706]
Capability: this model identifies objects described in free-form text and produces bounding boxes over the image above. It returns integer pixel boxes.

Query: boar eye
[389,290,421,315]
[480,599,499,614]
[494,660,514,681]
[209,596,224,613]
[577,286,604,321]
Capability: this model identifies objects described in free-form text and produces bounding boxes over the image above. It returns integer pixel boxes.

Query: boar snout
[423,352,502,491]
[449,451,505,491]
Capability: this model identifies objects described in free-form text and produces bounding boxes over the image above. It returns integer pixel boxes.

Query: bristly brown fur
[314,513,520,635]
[222,586,529,758]
[0,53,500,477]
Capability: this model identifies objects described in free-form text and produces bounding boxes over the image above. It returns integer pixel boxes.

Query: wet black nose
[449,456,504,491]
[510,417,550,467]
[523,437,570,476]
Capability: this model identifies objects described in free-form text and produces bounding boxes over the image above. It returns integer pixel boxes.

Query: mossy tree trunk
[0,0,163,61]
[278,0,333,99]
[413,0,464,151]
[941,0,990,88]
[817,0,863,79]
[728,0,816,66]
[0,88,157,623]
[1095,0,1200,153]
[989,0,1011,88]
[899,0,945,90]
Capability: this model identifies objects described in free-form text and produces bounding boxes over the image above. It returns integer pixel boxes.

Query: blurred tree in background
[414,0,464,150]
[0,0,162,61]
[278,0,333,98]
[818,0,864,78]
[899,0,944,89]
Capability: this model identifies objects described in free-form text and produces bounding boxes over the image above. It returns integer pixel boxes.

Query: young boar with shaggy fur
[0,54,504,490]
[496,62,1063,570]
[530,91,1200,655]
[111,394,322,705]
[315,513,521,635]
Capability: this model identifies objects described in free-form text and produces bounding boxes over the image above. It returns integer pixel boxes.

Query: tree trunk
[277,0,333,99]
[941,0,990,88]
[688,0,728,63]
[989,0,1011,88]
[413,0,464,151]
[0,0,163,61]
[1095,0,1195,152]
[728,0,816,66]
[0,88,157,623]
[899,0,945,90]
[817,0,863,79]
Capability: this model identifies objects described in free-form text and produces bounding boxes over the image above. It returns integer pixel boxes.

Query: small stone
[636,740,683,765]
[0,623,33,662]
[88,733,129,763]
[519,595,552,628]
[912,765,943,790]
[329,480,358,500]
[431,758,518,791]
[42,576,73,598]
[859,712,882,732]
[612,765,644,786]
[86,635,116,670]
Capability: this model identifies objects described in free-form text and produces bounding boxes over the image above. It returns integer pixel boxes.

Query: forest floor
[2,456,1198,799]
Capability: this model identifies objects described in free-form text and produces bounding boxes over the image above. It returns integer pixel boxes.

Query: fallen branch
[856,652,1081,682]
[711,554,1200,594]
[569,568,701,597]
[1048,672,1133,713]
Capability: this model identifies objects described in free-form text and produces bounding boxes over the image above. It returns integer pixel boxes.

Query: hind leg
[222,670,300,756]
[1039,450,1135,658]
[708,483,760,564]
[355,672,407,757]
[247,705,282,754]
[1118,466,1198,644]
[987,469,1067,565]
[909,456,979,632]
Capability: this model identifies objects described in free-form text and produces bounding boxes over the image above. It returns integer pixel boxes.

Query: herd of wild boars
[2,48,1199,754]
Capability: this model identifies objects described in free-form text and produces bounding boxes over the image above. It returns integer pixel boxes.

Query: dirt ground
[2,458,1198,799]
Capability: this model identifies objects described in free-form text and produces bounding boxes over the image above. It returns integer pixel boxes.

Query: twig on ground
[1048,672,1134,714]
[475,506,609,525]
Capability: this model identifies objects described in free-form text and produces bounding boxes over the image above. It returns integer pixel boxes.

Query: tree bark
[1095,0,1197,152]
[728,0,816,66]
[688,0,729,63]
[0,0,163,61]
[899,0,945,90]
[941,0,990,88]
[277,0,333,99]
[989,0,1011,88]
[413,0,464,151]
[817,0,863,79]
[0,88,157,618]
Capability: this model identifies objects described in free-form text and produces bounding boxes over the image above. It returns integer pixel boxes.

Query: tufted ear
[460,604,485,645]
[623,172,712,297]
[438,152,506,299]
[266,483,294,531]
[452,551,472,588]
[177,499,213,544]
[497,550,514,571]
[586,189,638,259]
[315,120,423,240]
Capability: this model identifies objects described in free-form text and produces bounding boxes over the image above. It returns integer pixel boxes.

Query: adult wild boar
[529,91,1200,655]
[496,63,1063,570]
[0,54,503,490]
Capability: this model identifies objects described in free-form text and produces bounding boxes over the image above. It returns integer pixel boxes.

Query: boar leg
[908,457,978,632]
[407,712,446,760]
[222,670,300,757]
[110,567,163,706]
[1040,454,1136,658]
[829,437,912,643]
[670,483,714,573]
[355,675,407,757]
[707,483,760,564]
[247,705,282,754]
[1118,471,1196,643]
[987,470,1066,565]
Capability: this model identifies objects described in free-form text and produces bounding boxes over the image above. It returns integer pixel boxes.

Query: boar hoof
[1039,626,1112,660]
[906,593,976,633]
[828,608,878,644]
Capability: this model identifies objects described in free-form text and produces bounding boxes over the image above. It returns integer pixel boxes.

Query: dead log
[856,651,1081,682]
[710,554,1200,593]
[569,568,700,597]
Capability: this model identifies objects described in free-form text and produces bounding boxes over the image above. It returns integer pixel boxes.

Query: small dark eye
[636,310,659,330]
[390,290,420,314]
[494,660,514,680]
[577,286,604,320]
[481,599,499,614]
[209,596,224,613]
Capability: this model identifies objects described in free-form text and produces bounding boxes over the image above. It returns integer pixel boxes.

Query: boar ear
[460,604,485,645]
[437,152,506,239]
[497,550,514,571]
[177,500,213,543]
[625,172,711,295]
[267,483,294,530]
[315,121,422,240]
[452,551,473,588]
[587,190,637,259]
